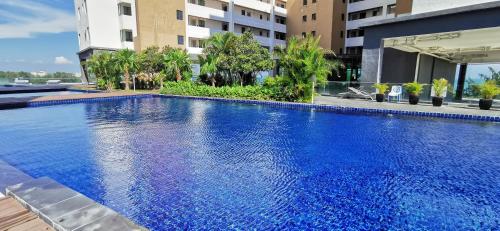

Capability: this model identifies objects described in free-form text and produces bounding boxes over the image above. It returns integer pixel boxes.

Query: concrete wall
[412,0,498,14]
[361,6,500,82]
[135,0,187,51]
[380,48,416,83]
[286,0,346,53]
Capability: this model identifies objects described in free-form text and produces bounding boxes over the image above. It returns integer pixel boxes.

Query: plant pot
[479,99,493,110]
[376,94,384,102]
[432,97,443,107]
[409,94,419,105]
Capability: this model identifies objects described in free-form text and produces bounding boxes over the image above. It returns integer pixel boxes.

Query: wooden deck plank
[0,197,54,231]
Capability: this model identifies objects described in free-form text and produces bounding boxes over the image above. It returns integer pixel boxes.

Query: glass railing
[317,81,500,102]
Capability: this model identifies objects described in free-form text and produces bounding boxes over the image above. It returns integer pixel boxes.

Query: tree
[85,52,119,91]
[200,54,219,87]
[115,49,137,90]
[479,67,500,85]
[202,32,273,86]
[162,49,192,83]
[275,34,342,102]
[136,46,164,88]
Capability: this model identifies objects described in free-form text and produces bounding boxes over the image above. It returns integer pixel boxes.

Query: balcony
[187,47,203,55]
[187,3,230,22]
[233,0,272,13]
[234,14,271,30]
[274,6,287,16]
[187,25,224,39]
[347,0,396,13]
[274,23,286,33]
[346,15,394,30]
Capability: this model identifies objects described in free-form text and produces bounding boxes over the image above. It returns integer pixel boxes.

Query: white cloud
[0,0,75,39]
[54,56,72,65]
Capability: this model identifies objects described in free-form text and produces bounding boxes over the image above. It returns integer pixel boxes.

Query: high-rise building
[74,0,137,82]
[286,0,347,55]
[134,0,288,55]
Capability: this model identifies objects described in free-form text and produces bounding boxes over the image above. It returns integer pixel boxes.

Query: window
[312,0,316,3]
[260,14,263,20]
[339,48,343,55]
[340,30,344,38]
[302,32,306,38]
[222,23,229,31]
[247,11,251,17]
[242,27,246,33]
[387,4,396,14]
[121,30,133,42]
[303,0,307,6]
[176,10,183,20]
[222,4,228,11]
[275,16,286,24]
[241,10,246,15]
[275,32,286,40]
[198,20,205,27]
[341,13,345,21]
[312,13,316,20]
[311,31,316,36]
[118,4,132,16]
[177,35,184,45]
[259,31,263,36]
[302,15,307,22]
[198,0,205,6]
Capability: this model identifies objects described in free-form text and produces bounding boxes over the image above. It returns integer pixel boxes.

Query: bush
[479,80,500,99]
[403,82,424,96]
[373,83,389,94]
[160,81,276,101]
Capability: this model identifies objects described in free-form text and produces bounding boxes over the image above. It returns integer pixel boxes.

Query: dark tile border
[27,94,155,107]
[23,93,499,123]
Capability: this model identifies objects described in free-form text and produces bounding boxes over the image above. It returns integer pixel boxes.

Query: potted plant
[403,82,424,105]
[373,83,389,102]
[431,78,448,107]
[478,80,499,110]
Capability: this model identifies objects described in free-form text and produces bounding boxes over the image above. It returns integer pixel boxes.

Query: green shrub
[160,81,276,101]
[373,83,389,94]
[479,80,500,99]
[432,78,449,97]
[404,82,424,96]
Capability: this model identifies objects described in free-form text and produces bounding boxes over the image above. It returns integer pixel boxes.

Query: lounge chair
[388,85,402,102]
[339,87,374,100]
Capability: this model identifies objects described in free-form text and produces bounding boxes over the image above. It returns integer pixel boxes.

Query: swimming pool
[0,97,498,230]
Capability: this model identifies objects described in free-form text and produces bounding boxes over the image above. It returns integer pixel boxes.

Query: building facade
[286,0,346,55]
[74,0,137,82]
[134,0,288,55]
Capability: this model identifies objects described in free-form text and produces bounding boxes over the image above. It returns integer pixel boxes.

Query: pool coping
[15,93,499,122]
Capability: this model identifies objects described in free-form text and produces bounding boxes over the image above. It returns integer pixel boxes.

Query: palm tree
[276,34,342,102]
[200,54,219,87]
[115,49,137,90]
[162,49,192,83]
[86,52,117,91]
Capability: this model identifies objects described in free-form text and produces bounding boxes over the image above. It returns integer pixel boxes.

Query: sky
[0,0,498,79]
[0,0,80,73]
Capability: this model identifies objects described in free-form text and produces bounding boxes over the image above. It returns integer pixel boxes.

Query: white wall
[411,0,498,14]
[74,0,137,52]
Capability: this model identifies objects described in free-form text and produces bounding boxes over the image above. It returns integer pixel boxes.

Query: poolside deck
[314,96,500,117]
[0,92,146,110]
[0,197,54,231]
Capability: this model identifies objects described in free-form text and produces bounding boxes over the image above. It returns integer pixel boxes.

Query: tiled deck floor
[314,96,500,117]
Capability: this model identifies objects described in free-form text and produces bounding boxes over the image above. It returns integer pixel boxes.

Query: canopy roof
[383,27,500,63]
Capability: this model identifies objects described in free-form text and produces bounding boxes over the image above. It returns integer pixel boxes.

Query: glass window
[312,13,316,20]
[178,35,184,45]
[303,15,307,22]
[176,10,183,20]
[121,30,133,42]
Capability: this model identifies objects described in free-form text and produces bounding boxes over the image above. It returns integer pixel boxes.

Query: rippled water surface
[0,97,499,230]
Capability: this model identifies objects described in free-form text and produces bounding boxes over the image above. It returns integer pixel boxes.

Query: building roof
[361,1,500,28]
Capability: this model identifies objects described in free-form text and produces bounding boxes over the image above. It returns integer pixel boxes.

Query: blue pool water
[0,97,498,230]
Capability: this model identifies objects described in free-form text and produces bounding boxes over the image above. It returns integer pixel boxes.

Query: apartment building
[134,0,288,55]
[286,0,347,55]
[74,0,137,82]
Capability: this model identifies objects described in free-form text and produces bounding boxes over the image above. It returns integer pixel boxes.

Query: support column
[455,63,467,101]
[229,0,235,32]
[375,40,385,83]
[413,53,420,82]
